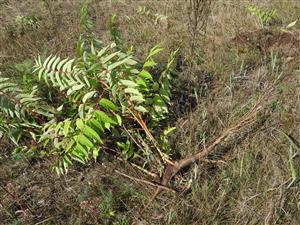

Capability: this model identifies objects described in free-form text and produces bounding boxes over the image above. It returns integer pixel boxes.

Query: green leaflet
[134,105,148,113]
[104,122,111,130]
[130,95,145,103]
[146,45,163,60]
[124,88,141,95]
[78,104,85,119]
[152,82,159,92]
[130,69,140,74]
[20,97,40,104]
[97,46,109,57]
[65,139,75,152]
[101,52,119,64]
[0,82,17,91]
[77,134,94,148]
[94,110,117,125]
[56,105,64,112]
[57,57,70,72]
[47,55,58,73]
[82,125,101,142]
[163,127,176,136]
[89,118,105,133]
[108,59,126,71]
[76,118,85,130]
[136,79,148,89]
[123,57,137,65]
[282,131,300,153]
[107,56,137,71]
[63,155,73,166]
[70,153,85,164]
[115,114,122,125]
[54,162,63,175]
[73,143,88,160]
[120,79,138,88]
[52,56,61,73]
[82,91,97,103]
[143,60,156,68]
[42,55,52,78]
[107,57,130,71]
[76,119,101,142]
[99,98,119,111]
[92,147,100,160]
[63,120,72,136]
[62,59,75,73]
[145,98,153,105]
[67,84,85,96]
[91,40,96,55]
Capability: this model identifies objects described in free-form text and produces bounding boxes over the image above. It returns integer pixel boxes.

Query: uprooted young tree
[0,1,263,221]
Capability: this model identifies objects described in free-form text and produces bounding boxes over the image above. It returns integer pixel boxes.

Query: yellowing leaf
[286,20,297,29]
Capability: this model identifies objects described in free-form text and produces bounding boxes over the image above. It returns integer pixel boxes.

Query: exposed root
[131,96,262,223]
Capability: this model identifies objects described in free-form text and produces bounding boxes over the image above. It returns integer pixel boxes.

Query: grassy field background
[1,0,300,224]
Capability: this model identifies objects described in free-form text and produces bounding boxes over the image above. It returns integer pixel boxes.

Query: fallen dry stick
[133,102,260,223]
[113,168,176,193]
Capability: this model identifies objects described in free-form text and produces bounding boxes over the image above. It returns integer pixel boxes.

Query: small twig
[114,156,159,179]
[34,217,53,225]
[201,159,226,164]
[122,126,145,154]
[102,163,174,192]
[128,108,175,166]
[101,144,158,179]
[127,161,159,179]
[113,168,176,193]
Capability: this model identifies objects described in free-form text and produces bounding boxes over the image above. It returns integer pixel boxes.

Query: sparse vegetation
[1,0,300,224]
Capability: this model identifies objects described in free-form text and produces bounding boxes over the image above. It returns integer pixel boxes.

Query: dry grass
[1,0,300,224]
